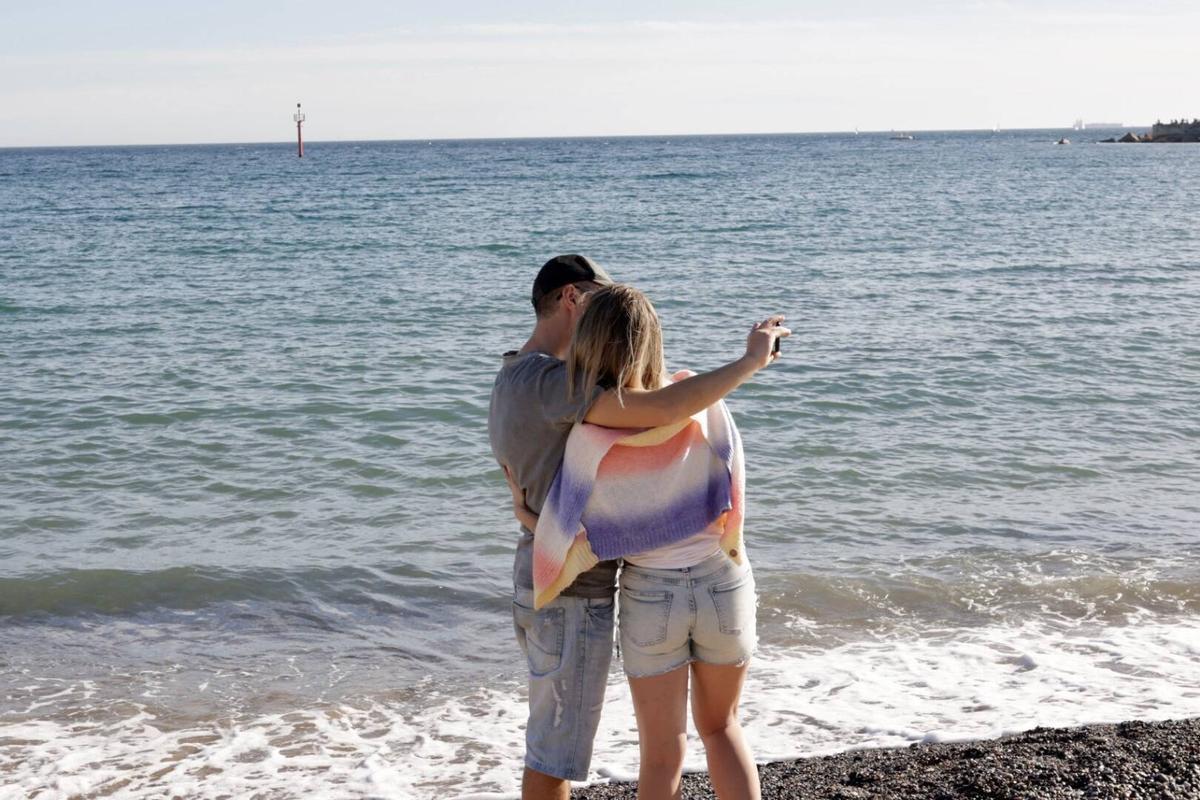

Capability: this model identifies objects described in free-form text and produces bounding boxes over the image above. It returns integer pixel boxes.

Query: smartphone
[772,321,782,354]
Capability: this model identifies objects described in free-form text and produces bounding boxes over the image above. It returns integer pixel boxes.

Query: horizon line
[0,124,1150,152]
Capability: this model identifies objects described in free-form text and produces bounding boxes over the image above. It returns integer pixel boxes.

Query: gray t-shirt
[488,350,619,598]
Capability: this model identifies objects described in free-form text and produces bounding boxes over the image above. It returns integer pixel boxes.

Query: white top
[624,518,723,569]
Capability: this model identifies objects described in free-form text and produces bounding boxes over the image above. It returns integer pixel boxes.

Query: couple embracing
[488,255,788,799]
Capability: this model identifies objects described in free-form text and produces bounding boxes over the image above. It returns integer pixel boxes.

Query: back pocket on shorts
[512,601,566,677]
[709,573,755,636]
[619,588,672,648]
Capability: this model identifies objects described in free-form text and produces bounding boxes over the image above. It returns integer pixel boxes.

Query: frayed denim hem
[623,656,693,680]
[624,648,756,679]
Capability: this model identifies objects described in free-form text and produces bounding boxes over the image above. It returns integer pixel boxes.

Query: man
[488,254,786,799]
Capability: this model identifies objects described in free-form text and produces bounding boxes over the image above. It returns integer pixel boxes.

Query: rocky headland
[1100,119,1200,143]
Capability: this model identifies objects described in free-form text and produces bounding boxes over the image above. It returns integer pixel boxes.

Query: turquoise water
[2,132,1199,797]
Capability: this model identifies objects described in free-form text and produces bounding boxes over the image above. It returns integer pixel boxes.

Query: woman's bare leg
[627,665,690,800]
[689,661,759,800]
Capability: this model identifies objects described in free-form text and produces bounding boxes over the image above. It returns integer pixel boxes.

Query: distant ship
[1074,119,1123,130]
[890,132,914,140]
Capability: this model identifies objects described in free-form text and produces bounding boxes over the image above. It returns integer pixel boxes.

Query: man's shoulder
[489,351,568,451]
[490,352,564,427]
[494,350,565,387]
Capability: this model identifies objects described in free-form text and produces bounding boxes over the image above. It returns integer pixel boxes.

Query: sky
[2,0,1197,146]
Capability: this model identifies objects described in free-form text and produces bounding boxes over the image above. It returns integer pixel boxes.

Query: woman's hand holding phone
[743,315,790,369]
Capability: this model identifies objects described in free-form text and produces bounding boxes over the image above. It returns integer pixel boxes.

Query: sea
[1,130,1198,799]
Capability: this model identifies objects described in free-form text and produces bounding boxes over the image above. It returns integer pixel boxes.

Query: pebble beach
[573,717,1200,800]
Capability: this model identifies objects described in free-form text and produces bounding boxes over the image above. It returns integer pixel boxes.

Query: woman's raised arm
[583,315,790,428]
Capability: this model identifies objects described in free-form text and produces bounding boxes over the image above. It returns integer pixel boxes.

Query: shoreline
[572,718,1200,799]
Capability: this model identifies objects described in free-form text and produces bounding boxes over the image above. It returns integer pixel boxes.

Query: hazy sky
[3,0,1197,146]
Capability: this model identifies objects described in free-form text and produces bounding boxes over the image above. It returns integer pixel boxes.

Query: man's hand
[502,465,540,531]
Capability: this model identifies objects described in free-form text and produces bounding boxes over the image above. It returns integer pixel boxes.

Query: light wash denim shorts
[618,551,757,678]
[512,586,614,781]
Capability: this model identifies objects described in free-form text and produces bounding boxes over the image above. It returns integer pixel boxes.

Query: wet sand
[573,718,1200,799]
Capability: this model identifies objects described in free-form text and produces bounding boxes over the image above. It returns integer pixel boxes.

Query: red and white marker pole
[293,102,306,158]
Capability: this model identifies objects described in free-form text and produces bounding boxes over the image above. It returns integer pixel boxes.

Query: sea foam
[4,615,1199,799]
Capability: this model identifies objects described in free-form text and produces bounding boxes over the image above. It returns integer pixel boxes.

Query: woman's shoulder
[670,369,698,383]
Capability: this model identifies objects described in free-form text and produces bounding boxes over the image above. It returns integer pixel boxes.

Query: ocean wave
[763,549,1200,637]
[0,566,294,617]
[634,171,718,180]
[0,565,450,619]
[3,551,1196,636]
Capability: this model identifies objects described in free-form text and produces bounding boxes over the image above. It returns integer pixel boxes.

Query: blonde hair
[567,284,667,404]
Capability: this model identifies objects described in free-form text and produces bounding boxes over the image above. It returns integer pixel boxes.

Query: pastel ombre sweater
[532,373,745,609]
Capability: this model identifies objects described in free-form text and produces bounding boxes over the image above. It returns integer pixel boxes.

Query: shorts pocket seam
[620,588,673,648]
[709,576,754,636]
[710,573,751,595]
[513,600,566,677]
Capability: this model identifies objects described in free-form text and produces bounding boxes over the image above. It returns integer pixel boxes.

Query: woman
[504,284,785,799]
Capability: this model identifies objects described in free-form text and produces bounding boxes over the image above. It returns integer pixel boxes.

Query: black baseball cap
[531,254,614,310]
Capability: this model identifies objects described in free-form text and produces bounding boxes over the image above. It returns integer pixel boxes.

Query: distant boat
[890,132,914,140]
[1057,137,1071,145]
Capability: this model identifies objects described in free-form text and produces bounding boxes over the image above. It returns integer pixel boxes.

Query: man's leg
[521,767,569,800]
[513,589,615,797]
